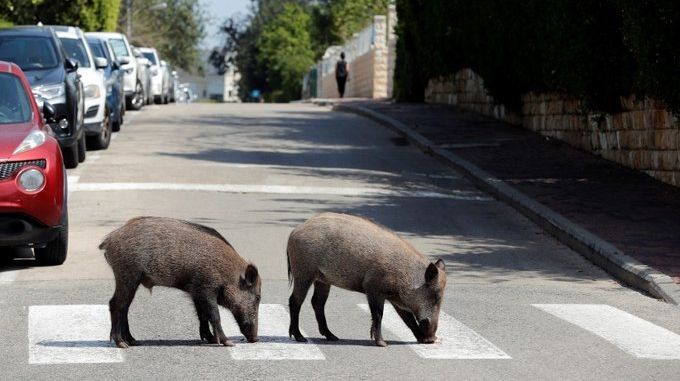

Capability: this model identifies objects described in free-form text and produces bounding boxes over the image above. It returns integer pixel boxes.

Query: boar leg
[109,278,140,348]
[391,304,425,343]
[311,281,338,341]
[192,297,215,343]
[367,294,387,347]
[288,278,312,342]
[193,295,233,346]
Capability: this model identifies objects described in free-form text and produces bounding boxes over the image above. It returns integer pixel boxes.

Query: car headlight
[33,83,65,101]
[13,130,46,155]
[84,84,102,99]
[18,168,45,192]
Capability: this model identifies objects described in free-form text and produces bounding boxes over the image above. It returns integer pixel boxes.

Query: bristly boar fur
[99,216,261,348]
[287,213,447,347]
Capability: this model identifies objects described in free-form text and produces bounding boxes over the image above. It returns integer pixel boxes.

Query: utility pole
[126,0,132,37]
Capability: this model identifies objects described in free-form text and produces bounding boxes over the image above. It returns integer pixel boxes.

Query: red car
[0,61,67,265]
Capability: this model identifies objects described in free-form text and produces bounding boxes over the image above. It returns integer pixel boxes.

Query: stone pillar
[386,4,397,98]
[372,15,388,98]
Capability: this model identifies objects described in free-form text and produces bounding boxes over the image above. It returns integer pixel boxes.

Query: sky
[200,0,251,50]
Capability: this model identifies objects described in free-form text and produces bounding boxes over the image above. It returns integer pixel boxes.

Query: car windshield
[60,37,91,68]
[109,38,129,58]
[0,36,59,71]
[0,73,32,124]
[142,52,157,65]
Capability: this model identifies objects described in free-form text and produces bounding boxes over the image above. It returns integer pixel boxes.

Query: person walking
[335,52,349,98]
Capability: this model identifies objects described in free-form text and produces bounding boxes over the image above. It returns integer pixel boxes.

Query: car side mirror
[64,58,79,72]
[94,57,108,69]
[117,56,131,65]
[42,102,56,122]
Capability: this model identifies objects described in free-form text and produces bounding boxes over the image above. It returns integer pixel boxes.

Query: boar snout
[417,317,438,344]
[241,322,259,343]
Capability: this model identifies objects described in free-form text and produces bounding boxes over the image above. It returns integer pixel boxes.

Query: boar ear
[435,259,446,273]
[241,264,259,288]
[425,262,440,284]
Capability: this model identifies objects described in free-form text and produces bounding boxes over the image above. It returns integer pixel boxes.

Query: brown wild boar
[287,213,447,347]
[99,216,261,348]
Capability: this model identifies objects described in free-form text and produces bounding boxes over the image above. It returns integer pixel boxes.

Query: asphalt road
[1,103,679,380]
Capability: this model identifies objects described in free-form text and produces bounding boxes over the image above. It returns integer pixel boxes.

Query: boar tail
[287,248,292,288]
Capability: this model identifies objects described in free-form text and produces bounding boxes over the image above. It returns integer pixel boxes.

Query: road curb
[332,102,680,305]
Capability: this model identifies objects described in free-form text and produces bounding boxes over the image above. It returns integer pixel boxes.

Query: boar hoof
[374,339,387,347]
[115,341,129,349]
[324,333,339,341]
[290,333,307,342]
[212,334,234,347]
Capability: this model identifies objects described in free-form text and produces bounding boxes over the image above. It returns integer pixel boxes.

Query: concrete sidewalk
[327,100,680,304]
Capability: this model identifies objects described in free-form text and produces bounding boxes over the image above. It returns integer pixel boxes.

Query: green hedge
[394,0,680,113]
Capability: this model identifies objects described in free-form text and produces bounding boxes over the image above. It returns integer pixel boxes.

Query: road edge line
[331,102,680,305]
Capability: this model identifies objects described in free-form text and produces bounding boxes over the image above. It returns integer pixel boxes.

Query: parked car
[0,26,85,168]
[138,47,166,104]
[160,60,172,104]
[85,32,143,111]
[85,34,125,132]
[52,26,110,151]
[131,46,153,106]
[0,61,68,265]
[169,70,179,103]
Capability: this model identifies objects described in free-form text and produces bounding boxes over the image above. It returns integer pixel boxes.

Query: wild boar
[99,216,261,348]
[287,213,447,347]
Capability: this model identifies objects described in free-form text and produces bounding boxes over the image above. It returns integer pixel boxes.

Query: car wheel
[87,109,111,150]
[130,81,144,111]
[34,209,68,266]
[163,94,169,104]
[77,133,86,162]
[112,105,122,132]
[62,141,79,169]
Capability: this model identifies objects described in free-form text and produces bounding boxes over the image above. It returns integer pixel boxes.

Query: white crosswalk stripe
[221,304,325,360]
[533,304,680,359]
[358,304,511,359]
[28,305,123,364]
[23,303,680,363]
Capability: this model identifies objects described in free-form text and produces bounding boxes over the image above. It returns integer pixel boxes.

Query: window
[88,40,107,61]
[60,38,91,68]
[142,52,158,65]
[0,73,33,124]
[109,38,129,58]
[0,36,59,71]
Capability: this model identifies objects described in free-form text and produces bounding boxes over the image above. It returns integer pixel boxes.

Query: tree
[257,3,315,101]
[118,0,205,73]
[0,0,121,31]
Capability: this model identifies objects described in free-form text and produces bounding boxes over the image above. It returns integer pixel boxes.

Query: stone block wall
[426,69,680,187]
[314,5,396,100]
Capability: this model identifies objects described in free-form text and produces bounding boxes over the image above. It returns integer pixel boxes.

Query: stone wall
[425,69,680,187]
[313,5,396,100]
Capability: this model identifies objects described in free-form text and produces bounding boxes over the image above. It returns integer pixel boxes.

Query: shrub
[394,0,680,113]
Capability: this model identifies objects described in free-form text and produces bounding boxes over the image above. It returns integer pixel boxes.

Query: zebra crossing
[26,303,680,364]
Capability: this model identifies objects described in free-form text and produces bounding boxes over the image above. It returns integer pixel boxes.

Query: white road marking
[28,305,123,364]
[88,154,101,163]
[67,175,80,185]
[358,304,511,359]
[0,270,18,283]
[221,304,325,360]
[199,162,460,179]
[69,182,492,200]
[111,133,118,140]
[533,304,680,359]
